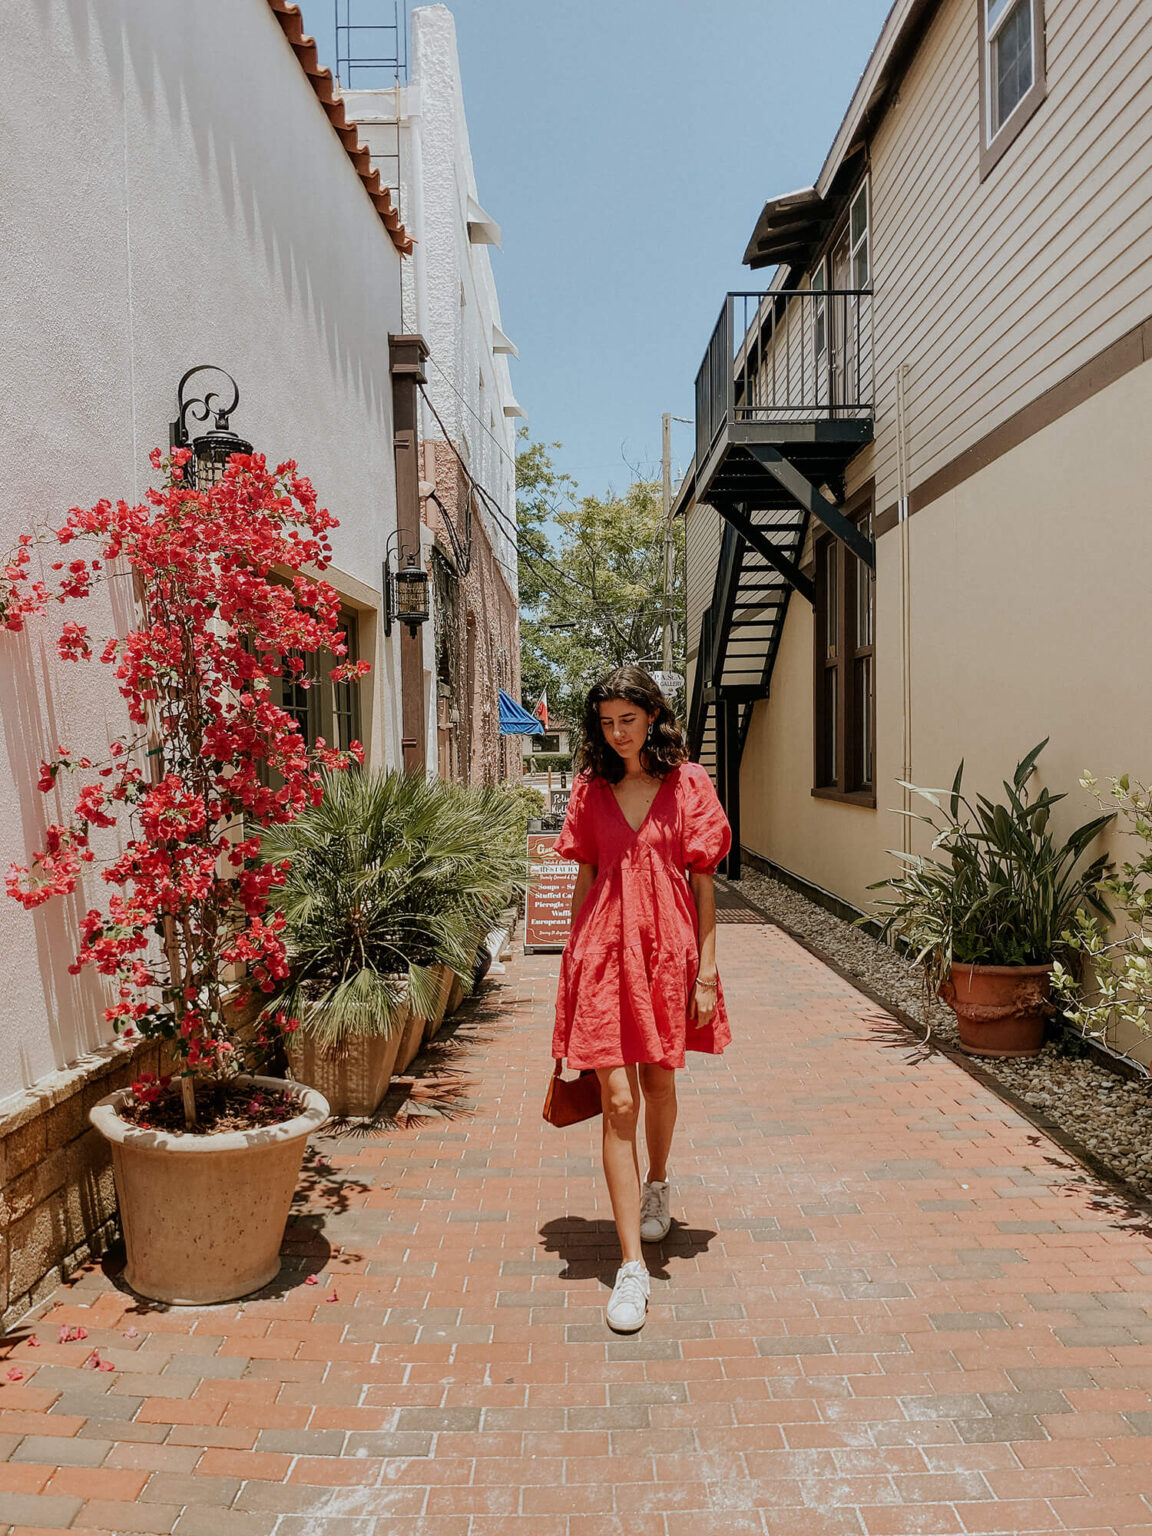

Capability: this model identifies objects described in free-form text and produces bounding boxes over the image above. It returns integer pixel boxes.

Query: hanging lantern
[384,550,431,638]
[170,366,253,488]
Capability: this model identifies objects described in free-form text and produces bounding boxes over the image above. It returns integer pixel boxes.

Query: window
[815,541,838,787]
[330,611,362,752]
[979,0,1045,178]
[849,183,869,289]
[272,607,364,754]
[811,261,827,362]
[813,503,875,803]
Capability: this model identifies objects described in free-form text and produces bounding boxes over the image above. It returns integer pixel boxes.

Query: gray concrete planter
[89,1074,328,1305]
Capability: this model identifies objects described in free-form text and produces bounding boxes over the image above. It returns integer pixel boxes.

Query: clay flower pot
[939,963,1053,1058]
[422,962,458,1043]
[89,1074,328,1305]
[287,1020,405,1119]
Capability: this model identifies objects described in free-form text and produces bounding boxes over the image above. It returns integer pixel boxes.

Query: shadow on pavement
[538,1215,718,1288]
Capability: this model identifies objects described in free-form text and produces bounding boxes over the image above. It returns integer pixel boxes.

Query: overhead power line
[418,380,520,552]
[423,352,517,471]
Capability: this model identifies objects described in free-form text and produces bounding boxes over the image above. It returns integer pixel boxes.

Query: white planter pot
[89,1074,328,1305]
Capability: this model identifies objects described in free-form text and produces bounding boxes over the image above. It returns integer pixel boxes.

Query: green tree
[515,435,685,732]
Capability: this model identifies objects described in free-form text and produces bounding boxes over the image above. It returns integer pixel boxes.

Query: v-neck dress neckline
[609,773,667,836]
[552,761,734,1071]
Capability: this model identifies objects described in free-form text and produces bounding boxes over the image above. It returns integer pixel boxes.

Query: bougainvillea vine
[2,449,367,1126]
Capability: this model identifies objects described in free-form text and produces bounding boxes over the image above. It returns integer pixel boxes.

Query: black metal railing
[695,289,873,470]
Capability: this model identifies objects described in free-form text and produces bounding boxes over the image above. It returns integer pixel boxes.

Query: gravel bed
[729,867,1152,1197]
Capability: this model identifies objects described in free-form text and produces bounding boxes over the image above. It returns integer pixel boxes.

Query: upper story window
[849,182,869,288]
[980,0,1046,178]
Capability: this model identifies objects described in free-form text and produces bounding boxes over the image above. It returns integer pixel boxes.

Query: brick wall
[423,440,520,785]
[0,1036,169,1328]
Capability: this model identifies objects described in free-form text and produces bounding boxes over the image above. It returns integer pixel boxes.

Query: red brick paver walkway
[4,913,1152,1535]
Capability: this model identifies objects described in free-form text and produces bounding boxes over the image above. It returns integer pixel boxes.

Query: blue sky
[299,1,894,495]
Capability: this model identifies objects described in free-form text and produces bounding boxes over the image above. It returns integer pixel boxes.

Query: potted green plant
[261,769,488,1115]
[2,447,364,1302]
[434,781,535,1024]
[870,741,1113,1057]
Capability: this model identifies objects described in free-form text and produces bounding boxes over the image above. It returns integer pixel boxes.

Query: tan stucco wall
[740,355,1152,1062]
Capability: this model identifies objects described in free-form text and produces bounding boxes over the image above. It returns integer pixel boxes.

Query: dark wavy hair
[576,666,688,784]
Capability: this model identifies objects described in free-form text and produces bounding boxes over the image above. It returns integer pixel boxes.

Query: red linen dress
[552,761,732,1070]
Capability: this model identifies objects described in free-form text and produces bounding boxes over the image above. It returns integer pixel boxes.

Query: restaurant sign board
[524,831,578,954]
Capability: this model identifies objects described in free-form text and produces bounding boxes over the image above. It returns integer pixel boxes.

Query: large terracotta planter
[287,1026,404,1118]
[394,999,426,1072]
[422,963,457,1042]
[89,1074,328,1305]
[939,962,1053,1058]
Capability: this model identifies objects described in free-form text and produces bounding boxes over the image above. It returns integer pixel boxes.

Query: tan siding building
[680,0,1152,1065]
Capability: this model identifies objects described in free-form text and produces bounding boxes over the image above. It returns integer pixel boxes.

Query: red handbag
[542,1059,602,1127]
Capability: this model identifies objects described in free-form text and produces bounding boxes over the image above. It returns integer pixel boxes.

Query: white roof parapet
[466,194,502,248]
[492,323,519,357]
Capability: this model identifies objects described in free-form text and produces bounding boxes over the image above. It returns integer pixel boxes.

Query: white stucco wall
[0,0,407,1104]
[345,4,520,592]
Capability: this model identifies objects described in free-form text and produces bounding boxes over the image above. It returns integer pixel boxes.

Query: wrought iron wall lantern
[169,366,253,488]
[383,540,430,638]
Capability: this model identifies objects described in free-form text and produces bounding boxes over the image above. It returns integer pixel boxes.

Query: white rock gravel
[729,868,1152,1197]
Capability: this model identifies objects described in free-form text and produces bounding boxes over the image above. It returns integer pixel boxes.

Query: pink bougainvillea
[1,449,366,1119]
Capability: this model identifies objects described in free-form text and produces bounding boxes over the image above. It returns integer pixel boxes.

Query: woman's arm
[571,863,597,924]
[688,870,718,1025]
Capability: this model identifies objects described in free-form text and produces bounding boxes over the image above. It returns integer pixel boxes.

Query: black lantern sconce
[170,366,253,488]
[383,538,431,639]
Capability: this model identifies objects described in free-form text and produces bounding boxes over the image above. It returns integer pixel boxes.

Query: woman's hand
[689,974,718,1028]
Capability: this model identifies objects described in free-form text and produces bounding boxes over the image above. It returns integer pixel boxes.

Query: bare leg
[639,1063,677,1182]
[596,1064,642,1264]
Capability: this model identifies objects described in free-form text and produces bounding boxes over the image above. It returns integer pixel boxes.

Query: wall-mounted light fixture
[170,366,253,488]
[383,538,430,639]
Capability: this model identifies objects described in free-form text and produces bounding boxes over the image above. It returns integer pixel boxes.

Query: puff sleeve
[555,773,597,865]
[680,763,732,875]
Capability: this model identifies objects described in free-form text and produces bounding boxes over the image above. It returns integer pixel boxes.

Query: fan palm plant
[260,770,528,1053]
[261,771,475,1051]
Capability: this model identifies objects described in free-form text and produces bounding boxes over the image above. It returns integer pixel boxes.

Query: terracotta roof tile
[267,0,413,256]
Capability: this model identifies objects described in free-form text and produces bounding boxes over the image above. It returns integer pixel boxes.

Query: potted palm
[261,770,501,1116]
[870,742,1113,1057]
[2,447,364,1302]
[429,782,535,1030]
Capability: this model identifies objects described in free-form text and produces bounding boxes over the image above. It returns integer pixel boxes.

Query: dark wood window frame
[978,0,1047,181]
[812,483,876,808]
[274,605,364,755]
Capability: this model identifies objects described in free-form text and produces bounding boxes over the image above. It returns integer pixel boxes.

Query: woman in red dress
[553,666,731,1332]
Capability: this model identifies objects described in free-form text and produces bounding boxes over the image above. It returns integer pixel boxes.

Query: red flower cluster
[2,450,368,1085]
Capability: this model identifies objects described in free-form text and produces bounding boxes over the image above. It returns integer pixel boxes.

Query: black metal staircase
[685,290,875,875]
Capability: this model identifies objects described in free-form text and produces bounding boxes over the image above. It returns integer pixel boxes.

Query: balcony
[685,289,876,869]
[694,289,874,505]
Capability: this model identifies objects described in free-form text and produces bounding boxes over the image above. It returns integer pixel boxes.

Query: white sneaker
[640,1179,672,1242]
[606,1260,649,1333]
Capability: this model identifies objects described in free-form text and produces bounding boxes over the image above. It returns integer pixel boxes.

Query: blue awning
[498,689,545,736]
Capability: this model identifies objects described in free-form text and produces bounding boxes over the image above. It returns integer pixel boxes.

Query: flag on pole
[534,691,549,731]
